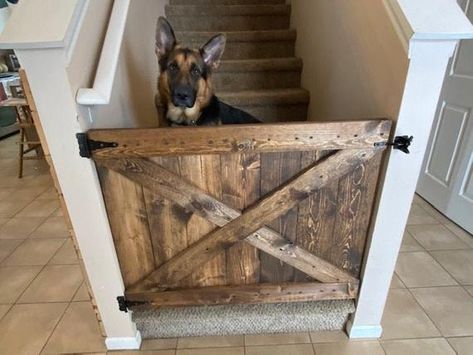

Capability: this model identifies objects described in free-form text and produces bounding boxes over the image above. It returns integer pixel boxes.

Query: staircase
[166,0,309,122]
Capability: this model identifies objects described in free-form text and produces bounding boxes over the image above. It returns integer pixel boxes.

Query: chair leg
[18,129,25,179]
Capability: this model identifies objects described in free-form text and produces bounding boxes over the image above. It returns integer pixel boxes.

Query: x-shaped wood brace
[98,149,377,292]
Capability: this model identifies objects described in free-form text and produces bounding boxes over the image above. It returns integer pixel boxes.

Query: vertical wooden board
[330,152,382,277]
[221,153,260,285]
[259,152,301,283]
[97,166,155,288]
[179,155,226,287]
[294,150,339,281]
[144,157,188,269]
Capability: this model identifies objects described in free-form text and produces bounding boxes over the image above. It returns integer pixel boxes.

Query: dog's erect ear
[201,34,226,70]
[156,17,176,58]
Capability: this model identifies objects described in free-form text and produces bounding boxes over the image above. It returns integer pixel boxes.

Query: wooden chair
[0,79,43,178]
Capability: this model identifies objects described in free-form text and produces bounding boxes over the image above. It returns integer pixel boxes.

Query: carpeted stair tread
[219,57,302,72]
[171,0,285,5]
[133,300,355,338]
[166,4,291,17]
[218,88,309,106]
[176,29,297,43]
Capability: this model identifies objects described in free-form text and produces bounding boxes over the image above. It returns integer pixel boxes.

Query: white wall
[70,0,167,130]
[290,0,409,122]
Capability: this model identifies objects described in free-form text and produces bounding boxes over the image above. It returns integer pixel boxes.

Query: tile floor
[1,134,473,354]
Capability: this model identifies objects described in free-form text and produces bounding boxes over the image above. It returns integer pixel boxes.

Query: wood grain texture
[120,148,374,291]
[331,150,383,276]
[179,155,226,287]
[87,120,391,158]
[125,282,359,307]
[260,152,301,282]
[99,156,360,290]
[97,166,155,288]
[221,153,260,285]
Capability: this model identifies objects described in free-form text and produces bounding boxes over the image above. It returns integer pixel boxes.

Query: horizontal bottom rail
[124,282,358,308]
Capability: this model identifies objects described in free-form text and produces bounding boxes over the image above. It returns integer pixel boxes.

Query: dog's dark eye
[168,62,178,72]
[191,66,201,77]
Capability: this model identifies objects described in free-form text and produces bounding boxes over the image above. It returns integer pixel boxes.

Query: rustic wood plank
[179,155,226,287]
[87,120,391,159]
[260,152,301,283]
[331,151,383,276]
[97,166,155,288]
[99,156,359,288]
[117,148,375,291]
[221,153,260,285]
[125,282,359,307]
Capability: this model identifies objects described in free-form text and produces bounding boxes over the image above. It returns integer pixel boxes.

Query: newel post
[0,1,141,350]
[347,0,473,337]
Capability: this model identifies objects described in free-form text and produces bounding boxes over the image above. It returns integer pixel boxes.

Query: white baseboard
[346,320,383,339]
[105,330,142,350]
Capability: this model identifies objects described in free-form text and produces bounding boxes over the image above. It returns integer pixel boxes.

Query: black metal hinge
[76,133,118,158]
[117,296,148,313]
[374,135,413,154]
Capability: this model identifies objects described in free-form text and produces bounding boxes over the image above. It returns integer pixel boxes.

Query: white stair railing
[76,0,131,105]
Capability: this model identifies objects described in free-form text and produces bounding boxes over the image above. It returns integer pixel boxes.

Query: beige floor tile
[411,286,473,337]
[3,238,65,265]
[0,239,23,263]
[313,341,384,355]
[0,304,11,320]
[73,282,91,301]
[16,199,59,217]
[0,187,16,200]
[141,338,177,350]
[408,224,469,250]
[11,185,50,201]
[0,303,67,355]
[447,337,473,355]
[444,222,473,248]
[395,252,457,287]
[246,344,314,355]
[381,338,455,355]
[0,217,8,227]
[0,265,42,303]
[18,264,83,303]
[406,204,438,225]
[381,289,440,339]
[36,188,58,200]
[245,332,310,346]
[0,199,32,217]
[400,231,424,252]
[52,207,63,217]
[109,351,175,355]
[48,238,79,265]
[31,216,69,238]
[42,301,106,354]
[177,347,244,355]
[177,335,243,349]
[465,286,473,297]
[309,330,348,343]
[390,273,406,289]
[0,217,45,239]
[431,250,473,285]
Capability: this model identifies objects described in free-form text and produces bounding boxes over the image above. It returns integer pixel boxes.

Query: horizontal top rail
[85,120,391,159]
[76,0,130,105]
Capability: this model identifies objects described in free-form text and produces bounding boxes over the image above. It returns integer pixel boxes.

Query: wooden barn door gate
[79,120,393,311]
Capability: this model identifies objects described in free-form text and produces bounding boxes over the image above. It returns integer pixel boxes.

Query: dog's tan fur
[158,47,213,125]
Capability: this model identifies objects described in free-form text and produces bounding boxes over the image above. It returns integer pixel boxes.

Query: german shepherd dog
[155,17,261,126]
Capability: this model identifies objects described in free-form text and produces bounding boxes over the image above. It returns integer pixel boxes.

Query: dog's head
[156,17,226,125]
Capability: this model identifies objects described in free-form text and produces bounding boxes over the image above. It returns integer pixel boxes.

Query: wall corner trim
[346,321,383,339]
[105,330,142,350]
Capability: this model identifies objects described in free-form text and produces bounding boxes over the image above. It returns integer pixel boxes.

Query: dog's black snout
[172,86,196,108]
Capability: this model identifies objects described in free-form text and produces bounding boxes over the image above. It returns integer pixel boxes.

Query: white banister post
[0,0,141,350]
[347,39,458,338]
[14,47,141,350]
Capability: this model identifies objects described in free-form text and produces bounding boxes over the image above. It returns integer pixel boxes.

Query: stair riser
[227,104,308,123]
[180,40,295,59]
[170,0,285,4]
[167,16,290,31]
[213,71,301,91]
